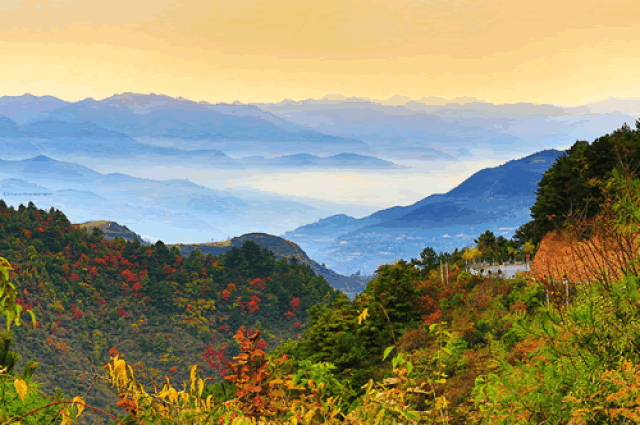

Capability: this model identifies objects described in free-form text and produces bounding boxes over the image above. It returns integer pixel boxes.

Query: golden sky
[1,0,639,106]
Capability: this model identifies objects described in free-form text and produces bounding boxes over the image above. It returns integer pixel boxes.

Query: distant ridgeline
[75,220,152,246]
[168,233,375,300]
[74,223,372,299]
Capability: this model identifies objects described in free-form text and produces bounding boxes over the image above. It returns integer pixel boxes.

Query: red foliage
[285,311,294,319]
[510,301,527,312]
[201,343,229,371]
[293,321,301,329]
[221,290,230,301]
[289,297,301,312]
[121,269,139,284]
[74,310,84,320]
[419,295,439,313]
[162,264,177,275]
[246,295,262,315]
[250,278,266,290]
[422,310,443,326]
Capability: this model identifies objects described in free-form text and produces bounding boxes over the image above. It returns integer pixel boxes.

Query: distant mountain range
[0,155,337,243]
[235,153,406,169]
[2,91,639,284]
[282,149,568,275]
[0,96,403,168]
[0,93,371,158]
[2,92,638,165]
[252,96,639,161]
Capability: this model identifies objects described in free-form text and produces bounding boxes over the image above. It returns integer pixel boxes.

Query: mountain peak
[30,155,54,162]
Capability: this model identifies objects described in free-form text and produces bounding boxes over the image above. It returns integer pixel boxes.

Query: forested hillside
[0,205,341,424]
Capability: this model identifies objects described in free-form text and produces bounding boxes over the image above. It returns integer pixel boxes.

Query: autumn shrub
[471,270,640,424]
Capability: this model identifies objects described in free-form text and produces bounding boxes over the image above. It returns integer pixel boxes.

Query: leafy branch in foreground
[0,256,126,425]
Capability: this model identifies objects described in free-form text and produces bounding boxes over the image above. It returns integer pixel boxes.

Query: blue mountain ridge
[0,98,398,168]
[282,149,568,275]
[3,93,368,149]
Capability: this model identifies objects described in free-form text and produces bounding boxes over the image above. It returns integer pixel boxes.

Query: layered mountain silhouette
[253,96,638,161]
[0,115,239,165]
[282,149,567,275]
[0,93,368,152]
[0,92,404,167]
[235,153,406,169]
[0,155,336,245]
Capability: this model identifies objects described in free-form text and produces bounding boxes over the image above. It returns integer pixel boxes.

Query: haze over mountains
[0,91,638,284]
[0,154,345,241]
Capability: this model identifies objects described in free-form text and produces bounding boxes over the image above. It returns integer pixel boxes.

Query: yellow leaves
[205,394,213,410]
[304,407,317,423]
[357,308,369,325]
[435,396,449,411]
[72,396,86,417]
[108,355,131,391]
[14,378,28,401]
[198,378,204,399]
[164,387,179,404]
[60,410,72,425]
[190,364,198,394]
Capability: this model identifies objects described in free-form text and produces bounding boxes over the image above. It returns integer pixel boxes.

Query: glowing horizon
[0,0,638,107]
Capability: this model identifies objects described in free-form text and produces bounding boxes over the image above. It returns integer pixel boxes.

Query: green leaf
[383,346,395,361]
[27,310,37,329]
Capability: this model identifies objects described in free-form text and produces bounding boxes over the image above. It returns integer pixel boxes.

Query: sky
[1,0,639,106]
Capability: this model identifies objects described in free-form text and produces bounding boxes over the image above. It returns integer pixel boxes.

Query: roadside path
[468,263,531,279]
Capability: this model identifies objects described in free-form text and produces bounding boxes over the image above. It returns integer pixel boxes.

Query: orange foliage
[527,228,640,284]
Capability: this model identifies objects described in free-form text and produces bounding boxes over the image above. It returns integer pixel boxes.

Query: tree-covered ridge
[524,119,640,249]
[0,201,341,423]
